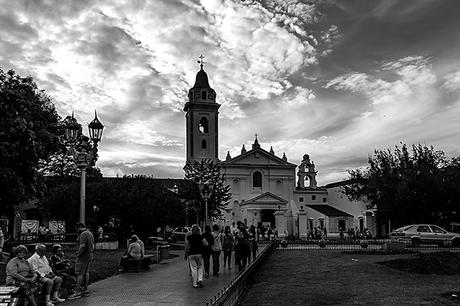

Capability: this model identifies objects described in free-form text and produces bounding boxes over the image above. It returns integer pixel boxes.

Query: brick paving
[64,249,248,306]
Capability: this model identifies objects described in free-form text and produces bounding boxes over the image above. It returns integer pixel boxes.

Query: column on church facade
[298,210,308,239]
[274,210,287,238]
[247,209,260,227]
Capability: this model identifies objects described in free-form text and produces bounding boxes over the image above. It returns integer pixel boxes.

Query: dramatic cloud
[1,0,460,184]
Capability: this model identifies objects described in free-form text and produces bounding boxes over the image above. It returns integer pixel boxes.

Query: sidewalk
[64,248,251,305]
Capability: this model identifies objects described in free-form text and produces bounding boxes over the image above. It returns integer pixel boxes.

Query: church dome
[193,68,210,89]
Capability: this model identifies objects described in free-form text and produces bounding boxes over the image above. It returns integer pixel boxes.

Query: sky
[1,0,460,185]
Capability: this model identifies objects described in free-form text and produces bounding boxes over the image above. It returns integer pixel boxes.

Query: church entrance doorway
[260,209,275,227]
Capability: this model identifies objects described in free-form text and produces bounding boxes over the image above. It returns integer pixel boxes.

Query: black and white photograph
[1,0,460,305]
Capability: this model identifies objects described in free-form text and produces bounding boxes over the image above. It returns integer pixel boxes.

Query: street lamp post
[198,180,214,227]
[63,111,104,225]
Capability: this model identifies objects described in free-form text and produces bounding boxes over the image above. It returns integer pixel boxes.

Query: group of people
[4,222,95,305]
[340,227,373,240]
[184,221,258,288]
[307,226,328,240]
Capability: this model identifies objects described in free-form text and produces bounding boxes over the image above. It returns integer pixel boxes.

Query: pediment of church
[243,192,288,206]
[223,148,296,167]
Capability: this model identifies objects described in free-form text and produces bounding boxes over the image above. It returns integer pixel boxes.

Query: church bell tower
[184,56,220,163]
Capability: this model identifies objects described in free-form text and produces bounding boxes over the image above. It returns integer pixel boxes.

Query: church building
[184,59,377,238]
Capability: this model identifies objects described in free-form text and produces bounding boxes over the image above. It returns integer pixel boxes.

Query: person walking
[234,222,250,272]
[184,224,208,288]
[202,225,214,278]
[222,226,234,270]
[211,224,223,276]
[68,222,94,300]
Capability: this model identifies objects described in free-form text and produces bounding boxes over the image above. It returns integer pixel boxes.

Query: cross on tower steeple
[197,54,205,69]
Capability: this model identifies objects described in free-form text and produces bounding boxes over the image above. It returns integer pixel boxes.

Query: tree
[183,159,232,223]
[342,144,460,236]
[42,176,186,239]
[0,69,61,221]
[38,150,103,178]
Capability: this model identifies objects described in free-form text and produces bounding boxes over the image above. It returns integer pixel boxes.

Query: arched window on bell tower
[202,90,207,100]
[199,117,209,134]
[201,139,207,149]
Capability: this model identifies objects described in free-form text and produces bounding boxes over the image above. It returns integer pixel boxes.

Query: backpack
[223,234,233,251]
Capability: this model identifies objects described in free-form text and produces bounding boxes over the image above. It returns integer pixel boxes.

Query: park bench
[126,254,154,272]
[0,286,20,305]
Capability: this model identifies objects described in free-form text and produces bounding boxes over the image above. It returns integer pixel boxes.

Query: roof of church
[223,137,296,167]
[192,67,211,89]
[325,179,364,189]
[222,146,297,167]
[244,192,288,204]
[306,205,353,217]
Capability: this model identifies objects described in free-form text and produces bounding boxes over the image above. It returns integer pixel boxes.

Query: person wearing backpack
[211,224,223,276]
[222,226,234,270]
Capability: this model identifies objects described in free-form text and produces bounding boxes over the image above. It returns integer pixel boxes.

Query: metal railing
[208,241,276,306]
[15,232,118,244]
[274,237,460,251]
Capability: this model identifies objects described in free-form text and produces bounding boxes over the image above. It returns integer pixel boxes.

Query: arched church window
[201,139,207,149]
[202,90,207,100]
[199,117,209,134]
[253,171,262,188]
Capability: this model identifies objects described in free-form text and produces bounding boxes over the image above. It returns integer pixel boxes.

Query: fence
[275,237,460,251]
[208,241,276,306]
[14,232,117,245]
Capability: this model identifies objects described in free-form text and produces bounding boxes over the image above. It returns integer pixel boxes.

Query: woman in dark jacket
[201,225,214,278]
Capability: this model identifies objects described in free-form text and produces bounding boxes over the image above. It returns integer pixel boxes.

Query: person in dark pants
[222,226,234,270]
[68,223,94,300]
[211,224,223,276]
[202,225,214,278]
[234,222,250,272]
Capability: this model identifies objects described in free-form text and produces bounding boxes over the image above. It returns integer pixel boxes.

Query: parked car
[168,227,190,242]
[390,224,460,247]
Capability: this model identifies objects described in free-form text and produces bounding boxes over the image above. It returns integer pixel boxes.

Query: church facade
[184,61,376,238]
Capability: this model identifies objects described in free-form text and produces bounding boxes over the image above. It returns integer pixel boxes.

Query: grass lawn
[240,250,460,305]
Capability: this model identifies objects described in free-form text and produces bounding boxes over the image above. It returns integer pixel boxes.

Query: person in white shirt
[28,244,65,305]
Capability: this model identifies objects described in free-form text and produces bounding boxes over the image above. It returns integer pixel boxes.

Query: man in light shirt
[28,244,65,305]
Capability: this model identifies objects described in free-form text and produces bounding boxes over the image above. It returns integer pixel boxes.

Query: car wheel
[411,238,421,247]
[452,238,460,248]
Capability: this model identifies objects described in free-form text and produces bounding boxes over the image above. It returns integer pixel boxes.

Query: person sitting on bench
[119,235,142,272]
[5,245,42,306]
[28,244,65,305]
[50,244,76,297]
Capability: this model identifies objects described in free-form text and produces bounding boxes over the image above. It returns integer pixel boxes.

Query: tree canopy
[183,159,232,223]
[342,144,460,232]
[0,69,61,218]
[42,176,186,238]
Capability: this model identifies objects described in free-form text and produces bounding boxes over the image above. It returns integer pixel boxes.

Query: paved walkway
[64,248,257,305]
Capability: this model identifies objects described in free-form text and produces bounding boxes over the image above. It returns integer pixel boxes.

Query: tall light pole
[63,111,104,225]
[198,180,214,227]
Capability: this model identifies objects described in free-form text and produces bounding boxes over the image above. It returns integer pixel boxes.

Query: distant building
[184,61,377,237]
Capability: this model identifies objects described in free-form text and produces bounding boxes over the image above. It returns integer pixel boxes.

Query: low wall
[95,241,119,250]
